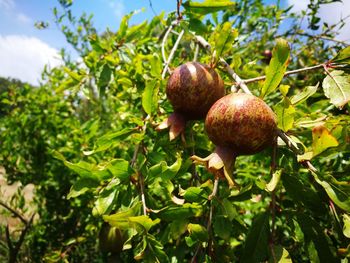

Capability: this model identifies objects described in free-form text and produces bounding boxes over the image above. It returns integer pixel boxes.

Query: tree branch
[162,29,185,79]
[243,63,326,84]
[0,200,28,225]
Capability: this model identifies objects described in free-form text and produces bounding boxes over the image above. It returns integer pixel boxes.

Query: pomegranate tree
[157,62,225,140]
[191,93,277,187]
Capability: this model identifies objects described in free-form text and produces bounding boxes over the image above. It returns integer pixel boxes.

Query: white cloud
[108,0,125,20]
[0,0,15,10]
[16,13,32,24]
[287,0,350,41]
[0,35,63,85]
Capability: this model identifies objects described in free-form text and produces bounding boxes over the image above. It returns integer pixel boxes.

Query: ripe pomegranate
[157,62,225,140]
[191,93,277,187]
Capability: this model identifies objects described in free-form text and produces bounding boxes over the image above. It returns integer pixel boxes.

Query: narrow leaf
[323,70,350,108]
[331,46,350,64]
[182,0,235,15]
[261,39,290,98]
[311,172,350,212]
[241,212,270,263]
[343,214,350,238]
[210,21,238,60]
[265,169,282,192]
[142,80,159,115]
[67,177,99,199]
[297,214,339,262]
[274,98,295,132]
[290,84,318,105]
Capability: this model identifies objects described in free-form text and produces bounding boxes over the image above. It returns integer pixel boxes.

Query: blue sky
[0,0,349,85]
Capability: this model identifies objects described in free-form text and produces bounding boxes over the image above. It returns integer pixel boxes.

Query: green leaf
[103,202,142,230]
[93,188,117,215]
[311,172,350,212]
[128,215,160,233]
[148,155,182,181]
[187,223,209,242]
[331,46,350,64]
[106,159,130,181]
[282,173,326,215]
[142,80,159,115]
[210,21,238,60]
[342,214,350,238]
[323,70,350,108]
[92,128,137,154]
[274,98,295,132]
[182,186,208,202]
[144,233,169,263]
[241,212,270,263]
[312,125,339,157]
[67,177,99,199]
[158,203,203,221]
[265,169,282,192]
[182,0,235,15]
[261,38,290,98]
[97,63,112,88]
[297,214,339,263]
[290,83,318,105]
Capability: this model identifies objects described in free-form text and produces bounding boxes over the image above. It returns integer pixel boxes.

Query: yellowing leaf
[323,70,350,108]
[343,214,350,238]
[312,125,339,157]
[182,0,235,15]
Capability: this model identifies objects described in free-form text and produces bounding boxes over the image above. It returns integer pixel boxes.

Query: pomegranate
[191,93,277,187]
[99,223,124,254]
[157,62,225,140]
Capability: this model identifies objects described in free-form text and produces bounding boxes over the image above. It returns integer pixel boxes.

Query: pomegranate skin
[205,93,277,155]
[166,62,225,120]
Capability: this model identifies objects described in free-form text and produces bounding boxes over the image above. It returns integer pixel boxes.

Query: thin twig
[176,0,183,20]
[139,173,148,215]
[148,0,157,16]
[193,43,199,62]
[162,29,185,79]
[269,137,278,263]
[131,116,149,215]
[191,177,220,263]
[0,200,28,225]
[243,63,326,84]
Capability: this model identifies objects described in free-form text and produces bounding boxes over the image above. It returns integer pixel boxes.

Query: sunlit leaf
[274,98,295,132]
[290,84,318,105]
[323,70,350,108]
[342,214,350,238]
[182,0,235,15]
[142,80,159,115]
[67,177,99,199]
[187,223,208,242]
[93,188,117,215]
[209,21,238,60]
[312,125,339,157]
[158,203,203,221]
[331,46,350,64]
[261,38,290,98]
[265,169,282,192]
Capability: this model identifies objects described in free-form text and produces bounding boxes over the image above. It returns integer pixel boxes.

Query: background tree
[1,0,350,262]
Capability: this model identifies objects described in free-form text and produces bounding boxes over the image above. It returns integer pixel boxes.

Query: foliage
[1,0,350,262]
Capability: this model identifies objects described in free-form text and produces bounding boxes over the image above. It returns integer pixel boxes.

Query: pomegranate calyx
[191,146,237,188]
[156,112,186,141]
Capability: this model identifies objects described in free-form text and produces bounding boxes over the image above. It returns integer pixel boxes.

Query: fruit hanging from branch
[99,223,124,254]
[191,93,278,187]
[157,62,225,140]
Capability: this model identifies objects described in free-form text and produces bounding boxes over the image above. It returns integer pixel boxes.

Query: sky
[0,0,349,85]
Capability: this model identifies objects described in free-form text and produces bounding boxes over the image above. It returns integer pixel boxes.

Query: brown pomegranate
[157,62,225,140]
[192,93,277,187]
